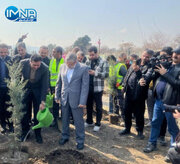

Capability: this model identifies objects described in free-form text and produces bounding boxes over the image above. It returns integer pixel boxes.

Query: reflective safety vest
[115,63,127,90]
[109,65,116,77]
[49,58,64,87]
[108,63,118,88]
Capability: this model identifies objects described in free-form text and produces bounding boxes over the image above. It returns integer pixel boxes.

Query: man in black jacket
[144,47,180,153]
[20,54,49,143]
[39,46,50,66]
[119,49,153,139]
[14,33,28,55]
[0,44,13,133]
[13,42,31,63]
[168,109,180,164]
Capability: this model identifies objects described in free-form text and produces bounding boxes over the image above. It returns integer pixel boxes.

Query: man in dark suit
[20,54,49,143]
[55,53,89,150]
[0,43,13,133]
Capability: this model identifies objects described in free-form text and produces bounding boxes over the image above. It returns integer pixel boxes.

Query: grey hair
[77,50,85,57]
[65,53,77,63]
[17,42,26,49]
[40,45,48,50]
[119,53,126,58]
[0,43,9,49]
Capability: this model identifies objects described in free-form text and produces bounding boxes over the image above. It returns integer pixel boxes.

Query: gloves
[116,83,120,88]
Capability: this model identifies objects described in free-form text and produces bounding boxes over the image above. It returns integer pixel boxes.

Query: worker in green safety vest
[49,46,64,128]
[114,53,127,119]
[107,55,117,114]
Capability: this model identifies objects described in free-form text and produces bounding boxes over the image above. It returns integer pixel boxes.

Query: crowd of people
[0,34,180,163]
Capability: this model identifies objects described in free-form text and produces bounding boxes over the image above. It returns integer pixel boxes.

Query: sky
[0,0,180,49]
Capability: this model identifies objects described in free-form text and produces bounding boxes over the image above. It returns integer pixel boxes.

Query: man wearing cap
[144,47,180,158]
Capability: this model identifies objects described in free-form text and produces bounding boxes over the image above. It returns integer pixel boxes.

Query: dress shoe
[77,143,84,150]
[1,128,7,134]
[143,142,157,153]
[1,124,7,134]
[137,132,145,140]
[119,129,130,135]
[8,123,14,133]
[36,135,43,144]
[158,136,167,146]
[59,138,69,145]
[51,120,58,128]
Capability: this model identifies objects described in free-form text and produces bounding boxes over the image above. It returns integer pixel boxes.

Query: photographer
[168,110,180,164]
[147,47,173,146]
[119,49,153,139]
[143,47,180,157]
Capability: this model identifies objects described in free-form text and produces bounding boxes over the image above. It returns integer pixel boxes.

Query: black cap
[173,46,180,54]
[161,46,173,56]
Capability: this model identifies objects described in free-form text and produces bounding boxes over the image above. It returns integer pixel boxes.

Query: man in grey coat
[55,53,89,150]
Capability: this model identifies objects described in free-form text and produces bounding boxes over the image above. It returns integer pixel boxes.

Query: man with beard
[77,51,87,63]
[143,47,180,159]
[0,44,13,133]
[55,53,89,150]
[119,49,154,139]
[49,46,64,128]
[39,46,50,66]
[13,42,31,62]
[85,46,109,132]
[20,54,49,143]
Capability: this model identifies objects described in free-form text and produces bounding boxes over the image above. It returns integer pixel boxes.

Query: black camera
[164,104,180,113]
[149,54,171,69]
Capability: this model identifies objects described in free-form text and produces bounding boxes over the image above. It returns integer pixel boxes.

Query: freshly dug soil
[45,149,102,164]
[0,134,8,143]
[1,94,169,164]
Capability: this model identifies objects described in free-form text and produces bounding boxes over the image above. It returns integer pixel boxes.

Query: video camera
[149,54,171,69]
[164,104,180,113]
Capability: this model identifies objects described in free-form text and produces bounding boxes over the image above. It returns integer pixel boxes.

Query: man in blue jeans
[143,47,180,154]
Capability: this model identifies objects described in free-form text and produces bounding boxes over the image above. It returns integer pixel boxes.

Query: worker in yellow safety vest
[114,53,127,118]
[49,46,64,128]
[107,55,117,114]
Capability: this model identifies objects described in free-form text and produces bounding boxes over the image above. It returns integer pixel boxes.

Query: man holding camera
[119,49,153,139]
[143,47,180,154]
[168,109,180,164]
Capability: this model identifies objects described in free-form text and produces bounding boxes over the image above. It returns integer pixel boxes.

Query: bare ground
[1,94,169,164]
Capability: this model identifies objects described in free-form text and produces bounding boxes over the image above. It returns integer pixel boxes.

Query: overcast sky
[0,0,180,49]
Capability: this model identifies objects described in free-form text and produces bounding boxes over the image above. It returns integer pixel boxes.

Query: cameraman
[158,47,173,145]
[144,47,180,155]
[168,110,180,164]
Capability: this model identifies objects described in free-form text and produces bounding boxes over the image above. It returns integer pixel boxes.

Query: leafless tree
[143,32,171,51]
